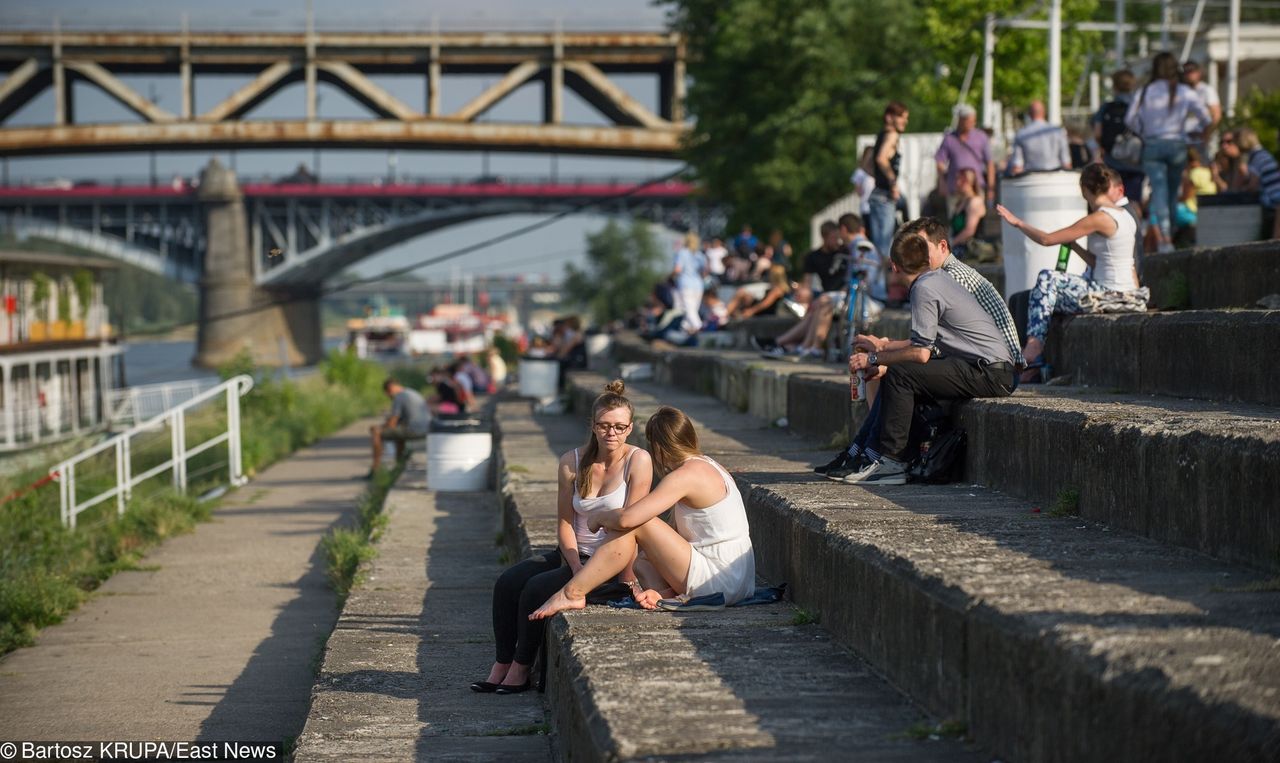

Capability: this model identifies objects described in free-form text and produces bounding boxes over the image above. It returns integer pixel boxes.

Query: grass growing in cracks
[322,461,403,605]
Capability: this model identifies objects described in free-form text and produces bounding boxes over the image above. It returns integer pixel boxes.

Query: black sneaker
[813,450,854,476]
[826,453,872,481]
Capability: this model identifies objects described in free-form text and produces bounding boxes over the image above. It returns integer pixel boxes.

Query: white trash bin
[517,356,560,399]
[427,418,492,492]
[585,333,613,371]
[1000,171,1088,297]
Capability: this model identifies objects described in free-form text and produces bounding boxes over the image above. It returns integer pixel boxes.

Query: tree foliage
[563,219,666,325]
[663,0,943,245]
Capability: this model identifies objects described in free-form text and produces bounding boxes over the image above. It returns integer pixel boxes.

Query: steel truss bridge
[0,176,713,285]
[0,29,688,156]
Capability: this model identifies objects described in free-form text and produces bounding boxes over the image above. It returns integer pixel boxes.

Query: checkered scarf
[942,255,1026,368]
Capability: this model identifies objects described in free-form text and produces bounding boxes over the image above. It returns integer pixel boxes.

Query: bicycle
[830,238,882,362]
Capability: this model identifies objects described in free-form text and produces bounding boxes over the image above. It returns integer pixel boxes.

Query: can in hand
[850,348,868,403]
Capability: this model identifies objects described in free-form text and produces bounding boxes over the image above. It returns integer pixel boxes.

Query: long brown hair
[1149,52,1180,109]
[576,379,634,498]
[644,406,701,477]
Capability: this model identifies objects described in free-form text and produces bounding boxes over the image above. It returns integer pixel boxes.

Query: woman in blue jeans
[1125,52,1212,252]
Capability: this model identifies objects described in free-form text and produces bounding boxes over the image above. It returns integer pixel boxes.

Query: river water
[123,338,344,386]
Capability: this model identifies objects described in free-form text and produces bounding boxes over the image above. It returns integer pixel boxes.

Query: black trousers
[876,357,1013,461]
[492,549,582,665]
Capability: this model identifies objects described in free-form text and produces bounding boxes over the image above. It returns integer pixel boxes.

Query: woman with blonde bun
[530,405,755,620]
[473,380,651,694]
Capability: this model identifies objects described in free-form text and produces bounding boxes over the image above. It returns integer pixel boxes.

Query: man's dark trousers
[875,356,1014,461]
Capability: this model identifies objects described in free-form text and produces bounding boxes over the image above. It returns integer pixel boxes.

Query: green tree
[917,0,1103,124]
[663,0,948,244]
[563,219,665,324]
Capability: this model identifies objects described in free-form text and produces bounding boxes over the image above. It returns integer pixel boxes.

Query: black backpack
[906,402,966,484]
[1097,99,1131,154]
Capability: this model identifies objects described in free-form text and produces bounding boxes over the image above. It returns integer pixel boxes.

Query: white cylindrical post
[66,463,76,529]
[982,15,996,130]
[1049,0,1062,125]
[1115,0,1126,66]
[1226,0,1240,118]
[1089,71,1101,112]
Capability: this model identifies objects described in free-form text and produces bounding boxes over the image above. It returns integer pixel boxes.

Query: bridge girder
[0,29,689,157]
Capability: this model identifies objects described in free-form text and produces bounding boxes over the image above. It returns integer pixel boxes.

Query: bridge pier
[194,159,323,369]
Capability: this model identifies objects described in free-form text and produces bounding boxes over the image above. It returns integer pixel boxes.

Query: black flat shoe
[470,681,499,693]
[494,680,532,694]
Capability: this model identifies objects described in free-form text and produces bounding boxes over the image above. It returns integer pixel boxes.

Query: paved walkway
[0,419,377,744]
[294,465,550,762]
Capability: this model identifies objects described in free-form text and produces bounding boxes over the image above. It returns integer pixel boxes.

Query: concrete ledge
[604,336,1280,572]
[494,398,984,762]
[1045,310,1280,405]
[566,373,1280,763]
[1145,240,1280,309]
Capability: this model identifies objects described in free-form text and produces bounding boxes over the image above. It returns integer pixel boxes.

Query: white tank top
[571,447,636,556]
[673,457,751,548]
[1087,206,1138,292]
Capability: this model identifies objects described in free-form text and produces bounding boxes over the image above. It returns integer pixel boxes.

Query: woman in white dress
[530,405,755,619]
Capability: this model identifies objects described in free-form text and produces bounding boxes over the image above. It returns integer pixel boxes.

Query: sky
[0,0,687,283]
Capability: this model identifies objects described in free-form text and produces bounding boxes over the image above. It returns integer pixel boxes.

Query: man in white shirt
[1008,101,1072,175]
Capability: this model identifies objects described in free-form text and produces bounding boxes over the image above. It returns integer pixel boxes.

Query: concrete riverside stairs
[294,452,552,762]
[494,398,987,762]
[562,371,1280,763]
[0,420,377,744]
[615,334,1280,573]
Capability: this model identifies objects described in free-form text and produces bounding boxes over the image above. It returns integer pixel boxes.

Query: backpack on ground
[905,402,966,484]
[908,427,967,484]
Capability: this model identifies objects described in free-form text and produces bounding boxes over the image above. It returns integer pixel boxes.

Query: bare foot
[485,662,511,685]
[528,588,586,620]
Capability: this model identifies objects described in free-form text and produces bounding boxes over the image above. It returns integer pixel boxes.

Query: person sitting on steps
[366,378,430,479]
[843,217,1016,486]
[530,405,755,619]
[764,220,847,360]
[996,163,1146,384]
[472,380,652,694]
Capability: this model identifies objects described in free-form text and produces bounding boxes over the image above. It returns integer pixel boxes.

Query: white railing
[50,374,254,530]
[107,377,220,428]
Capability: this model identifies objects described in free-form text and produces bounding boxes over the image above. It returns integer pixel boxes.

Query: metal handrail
[50,374,254,530]
[106,378,220,427]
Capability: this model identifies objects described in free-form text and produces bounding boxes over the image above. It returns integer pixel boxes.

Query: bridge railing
[50,374,253,530]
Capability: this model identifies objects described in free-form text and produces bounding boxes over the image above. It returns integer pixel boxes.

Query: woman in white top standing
[996,164,1143,383]
[1125,51,1212,252]
[474,380,651,694]
[531,405,755,619]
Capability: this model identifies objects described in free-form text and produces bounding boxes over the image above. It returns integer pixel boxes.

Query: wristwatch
[867,351,879,367]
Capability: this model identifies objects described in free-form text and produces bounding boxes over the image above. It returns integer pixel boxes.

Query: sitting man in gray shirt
[368,378,430,479]
[848,217,1015,485]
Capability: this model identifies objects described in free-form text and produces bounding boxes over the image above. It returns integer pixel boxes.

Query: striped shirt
[942,255,1026,368]
[1247,147,1280,207]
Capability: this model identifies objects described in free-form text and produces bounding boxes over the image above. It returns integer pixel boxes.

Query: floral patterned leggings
[1027,269,1103,342]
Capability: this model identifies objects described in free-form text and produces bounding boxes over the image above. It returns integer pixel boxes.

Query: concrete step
[493,399,987,762]
[610,335,1280,572]
[1043,309,1280,406]
[565,373,1280,763]
[1144,240,1280,310]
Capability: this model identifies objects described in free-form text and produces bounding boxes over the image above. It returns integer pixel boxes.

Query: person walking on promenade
[868,102,910,262]
[997,164,1145,383]
[1125,51,1212,252]
[1008,101,1072,175]
[474,380,652,694]
[367,378,429,478]
[1093,69,1146,214]
[671,232,708,333]
[530,405,755,619]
